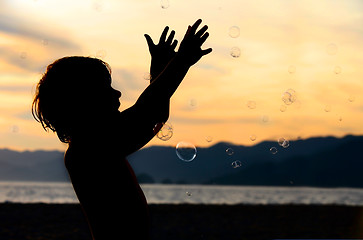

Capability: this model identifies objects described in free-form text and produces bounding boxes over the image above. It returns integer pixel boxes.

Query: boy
[32,19,212,239]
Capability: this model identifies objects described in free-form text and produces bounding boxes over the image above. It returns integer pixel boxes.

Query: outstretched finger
[171,39,178,50]
[199,32,209,45]
[190,19,202,35]
[195,25,208,38]
[144,34,155,51]
[159,26,169,44]
[166,30,175,45]
[201,48,213,56]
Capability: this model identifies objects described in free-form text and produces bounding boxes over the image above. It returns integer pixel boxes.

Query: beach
[0,203,362,239]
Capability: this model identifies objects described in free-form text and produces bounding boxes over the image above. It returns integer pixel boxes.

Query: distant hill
[0,135,362,188]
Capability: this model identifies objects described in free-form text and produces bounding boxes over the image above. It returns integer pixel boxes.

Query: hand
[144,27,178,81]
[177,19,212,66]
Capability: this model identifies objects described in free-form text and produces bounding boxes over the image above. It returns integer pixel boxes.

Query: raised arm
[118,19,212,156]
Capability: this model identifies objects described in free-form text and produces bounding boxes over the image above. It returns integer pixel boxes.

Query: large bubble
[176,141,197,162]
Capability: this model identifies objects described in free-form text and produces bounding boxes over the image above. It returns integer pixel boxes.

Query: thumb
[144,34,155,51]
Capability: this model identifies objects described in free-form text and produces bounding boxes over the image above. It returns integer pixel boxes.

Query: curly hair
[32,56,112,143]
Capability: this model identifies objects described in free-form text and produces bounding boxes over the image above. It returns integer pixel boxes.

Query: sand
[0,203,362,239]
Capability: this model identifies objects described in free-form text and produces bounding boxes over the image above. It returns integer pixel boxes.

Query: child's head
[32,56,121,143]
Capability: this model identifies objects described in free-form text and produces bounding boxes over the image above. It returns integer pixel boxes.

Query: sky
[0,0,362,151]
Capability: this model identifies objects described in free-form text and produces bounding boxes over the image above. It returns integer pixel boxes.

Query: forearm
[138,54,190,105]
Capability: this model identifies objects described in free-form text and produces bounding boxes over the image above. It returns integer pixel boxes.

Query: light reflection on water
[0,181,363,205]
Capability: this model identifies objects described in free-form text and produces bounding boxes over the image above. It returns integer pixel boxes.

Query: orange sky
[0,0,362,151]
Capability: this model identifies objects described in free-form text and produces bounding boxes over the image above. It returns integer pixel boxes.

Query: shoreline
[0,203,362,239]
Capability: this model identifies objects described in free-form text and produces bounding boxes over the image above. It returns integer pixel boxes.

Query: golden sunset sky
[0,0,362,151]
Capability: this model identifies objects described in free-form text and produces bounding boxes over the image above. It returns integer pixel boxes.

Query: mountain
[0,135,362,187]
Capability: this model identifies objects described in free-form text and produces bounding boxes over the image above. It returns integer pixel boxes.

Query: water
[1,182,363,206]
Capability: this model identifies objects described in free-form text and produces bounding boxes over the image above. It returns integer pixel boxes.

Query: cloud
[0,14,80,50]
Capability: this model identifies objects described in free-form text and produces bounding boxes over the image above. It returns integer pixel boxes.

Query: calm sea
[0,181,363,205]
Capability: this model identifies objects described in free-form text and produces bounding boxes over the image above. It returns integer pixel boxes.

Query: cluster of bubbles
[270,137,290,155]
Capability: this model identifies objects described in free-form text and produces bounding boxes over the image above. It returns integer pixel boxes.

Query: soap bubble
[278,137,286,146]
[247,101,256,109]
[280,105,287,112]
[205,136,213,142]
[96,49,107,59]
[231,160,242,168]
[262,115,269,123]
[160,0,169,9]
[189,99,197,108]
[143,72,151,81]
[20,52,27,59]
[250,135,257,141]
[282,89,297,105]
[41,39,49,46]
[326,43,338,55]
[348,95,355,102]
[288,65,296,74]
[282,139,290,148]
[226,147,234,156]
[324,105,331,112]
[176,141,197,162]
[228,26,240,38]
[278,137,290,148]
[230,47,241,58]
[334,66,342,74]
[156,122,173,141]
[270,147,278,154]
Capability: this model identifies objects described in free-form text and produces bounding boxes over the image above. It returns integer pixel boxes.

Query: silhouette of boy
[32,19,212,239]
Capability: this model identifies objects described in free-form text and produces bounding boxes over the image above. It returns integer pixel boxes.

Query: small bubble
[338,116,343,122]
[228,26,240,38]
[230,46,241,58]
[334,66,342,74]
[186,191,192,197]
[226,148,234,156]
[176,141,197,162]
[143,72,151,81]
[11,125,19,133]
[262,115,269,123]
[205,136,213,142]
[231,160,242,168]
[96,49,107,59]
[247,101,256,109]
[324,105,331,112]
[280,105,287,112]
[288,65,296,74]
[282,89,297,105]
[250,135,257,141]
[189,99,197,108]
[282,139,290,148]
[20,52,27,59]
[156,122,173,141]
[277,137,286,146]
[41,39,49,46]
[160,0,170,9]
[348,95,355,102]
[326,43,338,55]
[92,1,103,12]
[270,147,278,154]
